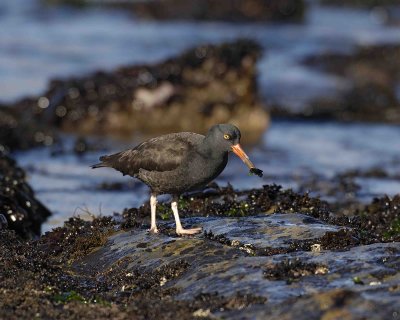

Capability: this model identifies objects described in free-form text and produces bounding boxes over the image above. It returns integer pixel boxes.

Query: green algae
[53,291,87,304]
[384,218,400,241]
[352,276,365,285]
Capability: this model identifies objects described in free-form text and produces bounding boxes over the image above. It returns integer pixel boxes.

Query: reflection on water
[1,0,400,109]
[15,121,400,232]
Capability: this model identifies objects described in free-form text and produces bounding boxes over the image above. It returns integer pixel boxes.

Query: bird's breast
[185,153,228,185]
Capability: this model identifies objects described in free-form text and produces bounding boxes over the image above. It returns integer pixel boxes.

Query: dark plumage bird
[91,124,262,235]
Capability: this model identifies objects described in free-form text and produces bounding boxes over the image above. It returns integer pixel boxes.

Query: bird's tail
[91,155,109,169]
[91,163,106,169]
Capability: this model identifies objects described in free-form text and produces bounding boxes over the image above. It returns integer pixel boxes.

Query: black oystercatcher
[91,124,262,235]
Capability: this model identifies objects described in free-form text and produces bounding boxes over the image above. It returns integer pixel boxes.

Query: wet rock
[298,44,400,123]
[0,152,51,237]
[200,214,344,253]
[46,0,305,22]
[1,187,400,319]
[75,226,400,310]
[0,221,267,319]
[13,39,269,143]
[263,258,328,283]
[224,288,400,320]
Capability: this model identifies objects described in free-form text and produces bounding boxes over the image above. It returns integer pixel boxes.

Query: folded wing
[92,132,204,177]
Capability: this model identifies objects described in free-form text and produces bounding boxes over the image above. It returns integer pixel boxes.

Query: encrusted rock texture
[1,183,400,319]
[0,152,51,238]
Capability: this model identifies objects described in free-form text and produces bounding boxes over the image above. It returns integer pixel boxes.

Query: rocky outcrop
[125,0,305,22]
[1,183,400,318]
[13,39,269,143]
[276,44,400,123]
[320,0,400,26]
[45,0,305,22]
[321,0,400,7]
[77,230,399,318]
[0,152,51,237]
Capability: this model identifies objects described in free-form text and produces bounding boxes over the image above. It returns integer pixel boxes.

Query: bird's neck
[198,136,227,160]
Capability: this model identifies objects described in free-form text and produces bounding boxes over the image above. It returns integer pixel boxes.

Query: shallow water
[15,120,400,232]
[1,0,400,109]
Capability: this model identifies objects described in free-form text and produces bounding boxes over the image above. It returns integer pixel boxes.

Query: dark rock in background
[0,152,51,237]
[125,0,305,22]
[45,0,305,22]
[11,39,269,143]
[320,0,400,26]
[0,105,55,152]
[320,0,400,7]
[274,44,400,123]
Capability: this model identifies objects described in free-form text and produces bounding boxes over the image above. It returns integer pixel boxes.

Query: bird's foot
[176,227,202,236]
[148,227,159,234]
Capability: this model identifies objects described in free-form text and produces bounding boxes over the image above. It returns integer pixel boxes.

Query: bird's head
[207,124,263,177]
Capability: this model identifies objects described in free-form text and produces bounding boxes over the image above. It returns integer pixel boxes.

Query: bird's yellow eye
[224,134,231,140]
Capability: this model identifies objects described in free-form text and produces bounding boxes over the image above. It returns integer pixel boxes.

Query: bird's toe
[176,227,202,236]
[148,227,159,234]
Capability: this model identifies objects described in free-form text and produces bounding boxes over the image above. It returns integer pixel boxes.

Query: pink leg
[171,200,201,236]
[148,193,159,234]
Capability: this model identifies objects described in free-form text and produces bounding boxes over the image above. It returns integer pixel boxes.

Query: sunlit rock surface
[76,214,344,272]
[74,215,400,319]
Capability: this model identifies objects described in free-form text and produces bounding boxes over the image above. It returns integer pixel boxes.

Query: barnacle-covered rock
[0,152,51,237]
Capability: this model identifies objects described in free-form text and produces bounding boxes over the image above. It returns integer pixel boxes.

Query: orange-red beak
[231,144,256,170]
